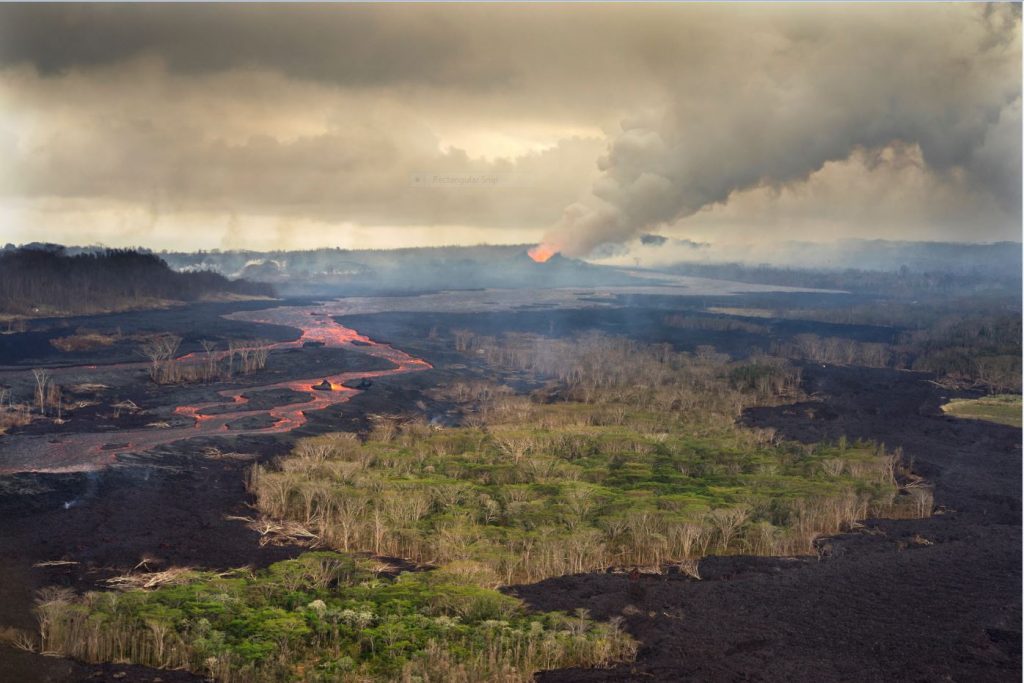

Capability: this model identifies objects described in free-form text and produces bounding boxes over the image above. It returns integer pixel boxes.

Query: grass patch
[50,328,123,352]
[941,394,1022,428]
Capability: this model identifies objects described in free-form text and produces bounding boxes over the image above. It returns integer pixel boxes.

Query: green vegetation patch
[35,552,635,682]
[250,333,935,587]
[941,394,1022,428]
[253,419,906,585]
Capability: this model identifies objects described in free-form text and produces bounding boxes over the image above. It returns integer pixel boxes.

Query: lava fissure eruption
[528,243,559,263]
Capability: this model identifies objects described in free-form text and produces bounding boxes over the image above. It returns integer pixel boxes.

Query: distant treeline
[669,262,1020,297]
[160,244,641,295]
[0,246,274,317]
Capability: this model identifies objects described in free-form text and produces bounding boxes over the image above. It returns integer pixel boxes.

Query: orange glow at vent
[528,244,558,262]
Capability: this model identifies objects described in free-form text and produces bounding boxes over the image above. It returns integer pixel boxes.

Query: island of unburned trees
[23,331,933,682]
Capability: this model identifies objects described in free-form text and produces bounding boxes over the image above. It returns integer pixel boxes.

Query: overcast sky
[0,3,1019,254]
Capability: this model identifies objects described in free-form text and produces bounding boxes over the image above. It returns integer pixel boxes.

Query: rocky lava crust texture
[518,364,1021,682]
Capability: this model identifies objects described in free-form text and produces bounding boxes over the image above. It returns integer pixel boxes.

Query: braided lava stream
[0,306,431,474]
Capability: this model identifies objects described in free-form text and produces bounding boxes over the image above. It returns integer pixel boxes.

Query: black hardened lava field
[0,277,1019,683]
[1,4,1022,681]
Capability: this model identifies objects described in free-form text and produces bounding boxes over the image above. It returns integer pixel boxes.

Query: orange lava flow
[0,306,432,474]
[528,243,559,263]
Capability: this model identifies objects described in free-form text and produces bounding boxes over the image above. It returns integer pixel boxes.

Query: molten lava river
[0,306,431,474]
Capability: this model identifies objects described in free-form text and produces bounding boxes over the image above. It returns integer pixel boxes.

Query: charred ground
[519,362,1020,681]
[0,285,1018,682]
[330,295,1021,680]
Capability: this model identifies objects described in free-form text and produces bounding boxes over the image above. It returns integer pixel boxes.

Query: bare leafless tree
[47,383,62,422]
[200,339,218,382]
[139,335,182,383]
[32,369,51,415]
[452,329,476,352]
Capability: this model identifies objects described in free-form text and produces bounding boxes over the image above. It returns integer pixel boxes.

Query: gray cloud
[0,5,496,87]
[0,4,1019,252]
[0,61,604,231]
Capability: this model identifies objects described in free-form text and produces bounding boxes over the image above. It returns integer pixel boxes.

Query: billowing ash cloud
[540,3,1021,256]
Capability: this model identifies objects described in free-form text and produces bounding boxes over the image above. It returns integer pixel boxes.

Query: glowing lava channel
[0,307,431,473]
